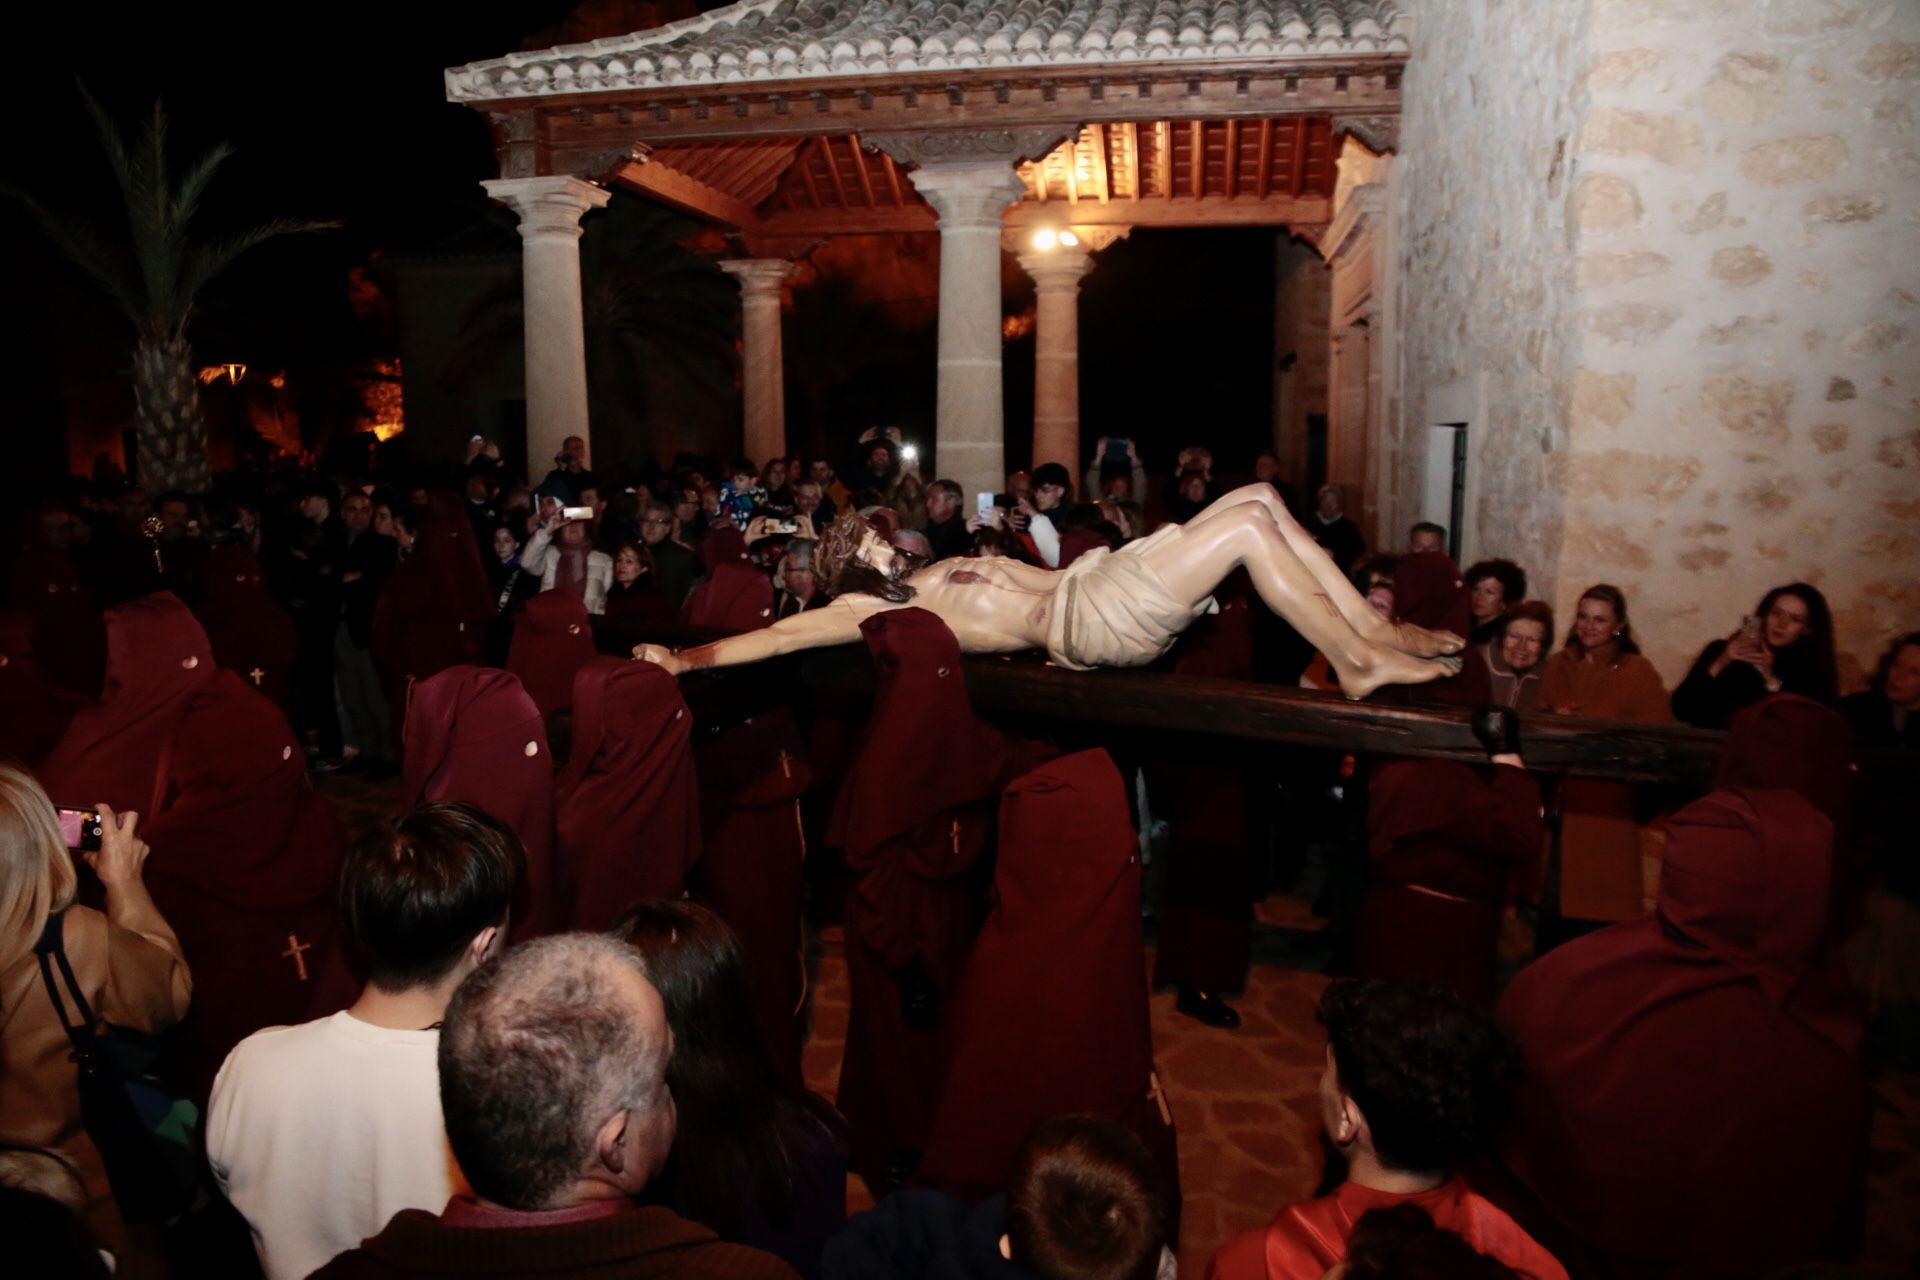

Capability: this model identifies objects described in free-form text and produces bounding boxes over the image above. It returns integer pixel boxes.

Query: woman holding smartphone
[1672,582,1838,728]
[0,766,191,1273]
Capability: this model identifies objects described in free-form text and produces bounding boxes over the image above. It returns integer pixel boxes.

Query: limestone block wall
[1395,0,1919,687]
[1562,0,1919,687]
[1394,0,1591,591]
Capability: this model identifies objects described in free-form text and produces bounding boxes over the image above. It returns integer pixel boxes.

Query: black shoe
[309,756,348,774]
[1176,987,1242,1029]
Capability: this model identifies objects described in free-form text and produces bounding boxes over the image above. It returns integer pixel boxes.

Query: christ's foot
[1385,620,1467,659]
[1335,646,1462,700]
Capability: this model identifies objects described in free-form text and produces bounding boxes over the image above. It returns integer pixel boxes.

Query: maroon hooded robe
[1383,552,1477,708]
[37,593,345,1101]
[13,542,105,697]
[1152,581,1255,994]
[506,589,598,718]
[918,749,1180,1209]
[1357,759,1543,1002]
[828,608,1046,1184]
[195,541,298,716]
[400,666,557,939]
[554,657,700,930]
[1716,694,1859,921]
[1497,789,1865,1279]
[693,708,812,1081]
[371,494,494,700]
[0,612,81,768]
[683,527,775,631]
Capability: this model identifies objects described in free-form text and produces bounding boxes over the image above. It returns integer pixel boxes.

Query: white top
[208,1011,462,1280]
[521,525,614,614]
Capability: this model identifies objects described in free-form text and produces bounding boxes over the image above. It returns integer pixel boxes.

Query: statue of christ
[636,484,1462,698]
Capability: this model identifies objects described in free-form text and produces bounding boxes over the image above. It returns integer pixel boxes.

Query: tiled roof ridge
[448,0,1406,102]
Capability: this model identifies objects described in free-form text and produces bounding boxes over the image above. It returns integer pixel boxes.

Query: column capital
[719,258,796,297]
[482,176,611,240]
[908,164,1026,230]
[1016,245,1094,293]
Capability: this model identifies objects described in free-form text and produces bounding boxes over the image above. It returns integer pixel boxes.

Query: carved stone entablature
[1332,114,1399,153]
[865,127,1074,170]
[571,144,647,181]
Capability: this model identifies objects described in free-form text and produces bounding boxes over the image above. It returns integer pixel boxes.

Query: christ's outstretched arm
[634,596,881,675]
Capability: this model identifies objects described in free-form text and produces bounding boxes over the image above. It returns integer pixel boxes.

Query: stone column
[719,259,795,467]
[1016,243,1093,471]
[481,176,611,474]
[910,164,1025,500]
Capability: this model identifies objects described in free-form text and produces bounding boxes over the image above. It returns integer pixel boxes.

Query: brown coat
[1539,647,1672,922]
[0,904,190,1256]
[311,1204,800,1280]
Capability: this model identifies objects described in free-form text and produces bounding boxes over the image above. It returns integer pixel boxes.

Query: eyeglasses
[642,517,671,526]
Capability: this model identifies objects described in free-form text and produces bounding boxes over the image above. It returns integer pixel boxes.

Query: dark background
[3,2,1280,489]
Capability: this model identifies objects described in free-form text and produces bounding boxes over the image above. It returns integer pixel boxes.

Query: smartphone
[976,492,994,519]
[1739,614,1761,641]
[55,807,104,853]
[1104,436,1131,464]
[561,506,595,522]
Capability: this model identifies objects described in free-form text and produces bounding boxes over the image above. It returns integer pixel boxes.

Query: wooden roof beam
[1089,123,1110,204]
[613,158,761,231]
[1156,119,1173,198]
[1063,138,1082,204]
[1223,118,1238,199]
[1190,120,1205,198]
[1255,118,1274,198]
[847,135,877,206]
[875,144,906,205]
[1123,121,1140,201]
[817,135,852,207]
[1289,116,1308,196]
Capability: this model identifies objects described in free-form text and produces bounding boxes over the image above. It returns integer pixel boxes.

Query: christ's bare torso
[893,555,1062,653]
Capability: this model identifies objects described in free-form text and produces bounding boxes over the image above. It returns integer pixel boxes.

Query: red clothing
[1497,790,1865,1278]
[1206,1176,1566,1280]
[372,494,493,694]
[827,608,1044,1183]
[694,710,811,1081]
[38,592,344,1100]
[684,528,775,631]
[195,542,297,715]
[310,1202,798,1280]
[918,749,1179,1206]
[400,666,557,938]
[1392,551,1472,639]
[12,544,105,696]
[0,612,81,768]
[555,657,700,930]
[506,589,598,717]
[1357,760,1544,1001]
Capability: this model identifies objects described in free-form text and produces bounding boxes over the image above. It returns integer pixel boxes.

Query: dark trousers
[293,615,340,758]
[1150,759,1253,993]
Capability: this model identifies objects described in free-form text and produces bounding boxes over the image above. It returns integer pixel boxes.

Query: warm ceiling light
[1031,229,1058,250]
[1059,230,1080,247]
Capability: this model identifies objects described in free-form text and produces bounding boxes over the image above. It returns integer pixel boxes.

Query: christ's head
[815,510,917,604]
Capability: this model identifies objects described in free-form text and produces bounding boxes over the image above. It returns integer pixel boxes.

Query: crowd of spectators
[2,426,1914,1279]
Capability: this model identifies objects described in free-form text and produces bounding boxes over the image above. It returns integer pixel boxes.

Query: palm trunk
[131,335,212,494]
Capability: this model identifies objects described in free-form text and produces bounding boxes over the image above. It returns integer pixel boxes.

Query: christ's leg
[1185,484,1464,659]
[1141,500,1457,698]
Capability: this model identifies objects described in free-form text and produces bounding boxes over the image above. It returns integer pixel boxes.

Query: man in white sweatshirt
[208,803,523,1280]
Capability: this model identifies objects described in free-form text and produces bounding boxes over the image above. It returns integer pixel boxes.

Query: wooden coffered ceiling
[611,114,1339,249]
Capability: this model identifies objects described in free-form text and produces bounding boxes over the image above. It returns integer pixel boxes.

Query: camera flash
[901,444,919,461]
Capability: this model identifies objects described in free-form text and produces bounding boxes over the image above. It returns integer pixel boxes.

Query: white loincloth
[1045,522,1218,671]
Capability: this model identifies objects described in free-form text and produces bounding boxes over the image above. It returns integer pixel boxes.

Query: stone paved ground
[318,772,1918,1274]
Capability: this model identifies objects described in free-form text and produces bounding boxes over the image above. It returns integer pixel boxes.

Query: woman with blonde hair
[0,765,190,1271]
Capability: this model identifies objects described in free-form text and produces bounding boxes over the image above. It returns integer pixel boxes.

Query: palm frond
[0,184,148,332]
[173,216,341,336]
[168,138,236,234]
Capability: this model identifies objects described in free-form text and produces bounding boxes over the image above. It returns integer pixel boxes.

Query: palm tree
[4,85,335,492]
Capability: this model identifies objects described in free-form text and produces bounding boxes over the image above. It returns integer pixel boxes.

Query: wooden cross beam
[592,620,1724,785]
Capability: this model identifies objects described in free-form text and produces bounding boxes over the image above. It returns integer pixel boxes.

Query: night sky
[5,2,1281,485]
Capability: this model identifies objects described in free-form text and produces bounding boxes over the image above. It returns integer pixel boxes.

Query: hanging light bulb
[1059,230,1080,247]
[1031,229,1058,250]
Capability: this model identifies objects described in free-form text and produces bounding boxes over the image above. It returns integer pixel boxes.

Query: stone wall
[1393,0,1591,596]
[1394,0,1920,688]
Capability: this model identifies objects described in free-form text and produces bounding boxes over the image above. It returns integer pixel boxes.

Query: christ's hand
[632,644,688,676]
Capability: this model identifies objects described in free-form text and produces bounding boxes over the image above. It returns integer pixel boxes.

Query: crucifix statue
[637,485,1462,699]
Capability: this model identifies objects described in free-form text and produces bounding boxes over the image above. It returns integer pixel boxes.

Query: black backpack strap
[33,911,100,1055]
